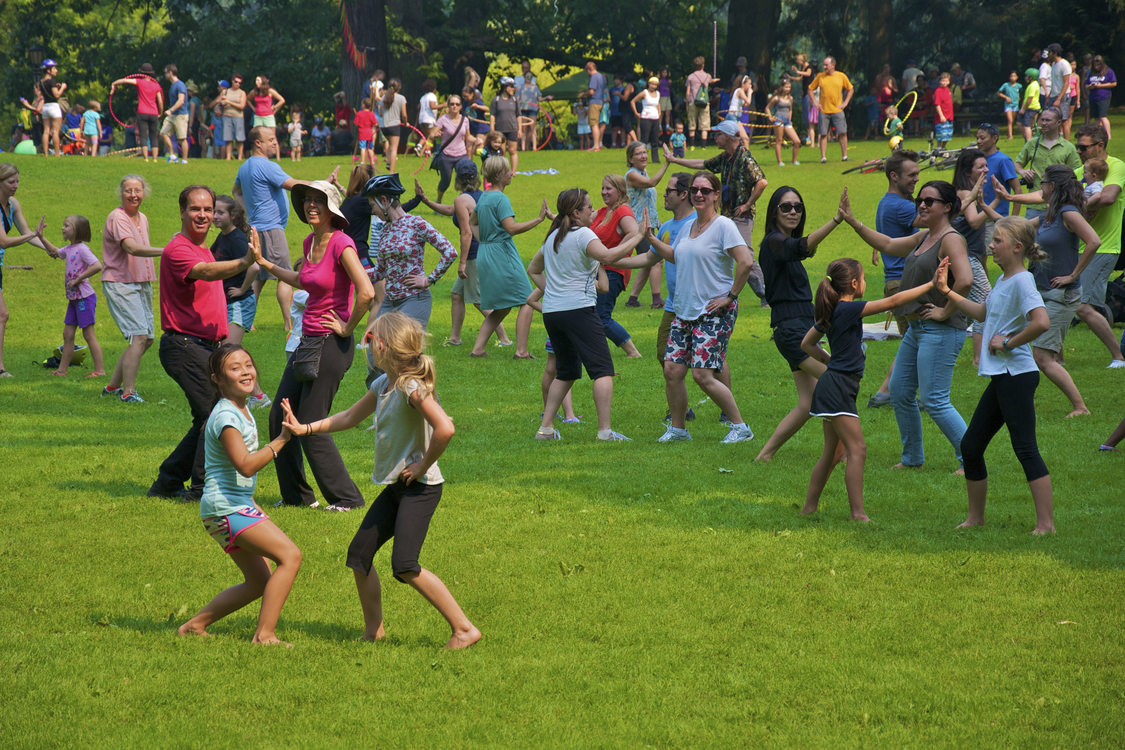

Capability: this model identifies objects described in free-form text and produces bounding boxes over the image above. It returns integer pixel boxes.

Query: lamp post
[28,45,44,89]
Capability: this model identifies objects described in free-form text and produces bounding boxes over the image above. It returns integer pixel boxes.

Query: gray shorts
[818,110,848,136]
[256,227,291,280]
[449,258,480,305]
[1033,285,1081,353]
[103,281,155,339]
[222,115,246,142]
[380,289,433,329]
[1079,253,1116,306]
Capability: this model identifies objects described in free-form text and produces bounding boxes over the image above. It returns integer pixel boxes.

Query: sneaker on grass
[720,424,754,443]
[657,426,692,442]
[535,428,561,441]
[120,391,145,403]
[101,385,123,398]
[867,392,891,408]
[597,430,631,441]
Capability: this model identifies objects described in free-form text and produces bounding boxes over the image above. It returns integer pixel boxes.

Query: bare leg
[831,415,869,521]
[178,519,301,645]
[1033,347,1089,416]
[757,363,823,461]
[1077,303,1124,361]
[470,307,512,356]
[803,421,839,514]
[627,266,650,304]
[540,378,574,433]
[664,361,690,428]
[353,567,386,641]
[514,304,534,357]
[109,334,153,393]
[477,306,512,344]
[54,324,77,374]
[400,569,481,649]
[690,368,742,425]
[591,374,613,432]
[1029,475,1055,534]
[80,325,105,373]
[819,134,828,161]
[839,133,849,159]
[449,293,466,343]
[621,339,642,357]
[276,281,294,332]
[958,478,988,528]
[773,126,783,163]
[972,332,982,368]
[1101,417,1125,448]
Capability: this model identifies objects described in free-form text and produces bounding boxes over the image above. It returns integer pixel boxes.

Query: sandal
[0,369,11,378]
[86,370,107,378]
[513,353,536,360]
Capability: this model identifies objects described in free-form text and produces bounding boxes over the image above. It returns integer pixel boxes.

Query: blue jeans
[889,320,968,467]
[595,269,631,347]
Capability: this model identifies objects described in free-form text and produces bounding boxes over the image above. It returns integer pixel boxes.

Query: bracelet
[268,444,278,460]
[1002,336,1013,351]
[727,290,739,300]
[306,424,312,436]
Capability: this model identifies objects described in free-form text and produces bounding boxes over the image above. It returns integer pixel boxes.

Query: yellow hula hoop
[716,110,777,130]
[884,90,918,135]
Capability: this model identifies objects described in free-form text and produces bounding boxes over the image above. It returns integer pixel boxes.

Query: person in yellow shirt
[808,56,854,164]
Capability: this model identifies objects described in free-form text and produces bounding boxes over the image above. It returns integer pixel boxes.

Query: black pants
[269,333,365,508]
[639,119,661,160]
[346,479,442,581]
[961,371,1049,482]
[155,333,217,495]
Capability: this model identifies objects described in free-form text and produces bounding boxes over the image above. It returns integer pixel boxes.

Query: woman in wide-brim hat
[253,179,375,511]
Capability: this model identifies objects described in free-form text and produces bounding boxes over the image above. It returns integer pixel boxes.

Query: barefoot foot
[1065,408,1090,418]
[956,518,985,529]
[444,625,481,650]
[1031,525,1056,535]
[800,502,818,515]
[892,462,922,470]
[177,622,211,637]
[361,623,387,642]
[251,634,294,647]
[850,513,871,522]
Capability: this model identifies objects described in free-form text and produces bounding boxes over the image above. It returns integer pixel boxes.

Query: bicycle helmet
[363,173,406,198]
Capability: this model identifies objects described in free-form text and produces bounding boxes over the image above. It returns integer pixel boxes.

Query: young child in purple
[38,215,106,377]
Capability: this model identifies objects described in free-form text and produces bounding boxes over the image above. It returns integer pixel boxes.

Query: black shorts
[543,306,615,381]
[810,369,861,418]
[520,108,537,118]
[346,479,442,581]
[502,130,519,143]
[772,318,812,372]
[381,125,401,138]
[1091,98,1110,119]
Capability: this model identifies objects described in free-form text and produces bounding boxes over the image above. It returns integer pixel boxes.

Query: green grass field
[1,125,1123,747]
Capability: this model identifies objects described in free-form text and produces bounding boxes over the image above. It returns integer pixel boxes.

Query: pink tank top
[254,94,273,117]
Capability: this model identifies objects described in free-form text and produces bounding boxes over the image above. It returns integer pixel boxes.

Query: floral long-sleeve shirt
[370,214,457,300]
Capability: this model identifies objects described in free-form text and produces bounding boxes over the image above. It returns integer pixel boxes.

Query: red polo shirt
[159,233,229,340]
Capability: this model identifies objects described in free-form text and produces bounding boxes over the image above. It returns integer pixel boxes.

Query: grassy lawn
[1,124,1123,747]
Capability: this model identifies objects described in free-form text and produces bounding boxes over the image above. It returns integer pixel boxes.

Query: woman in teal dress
[469,156,548,357]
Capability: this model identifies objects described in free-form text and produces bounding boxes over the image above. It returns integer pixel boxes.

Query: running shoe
[664,408,696,422]
[598,430,632,441]
[867,392,892,409]
[535,428,561,441]
[1108,360,1125,369]
[120,391,145,403]
[657,426,692,442]
[324,504,353,512]
[720,424,755,443]
[101,385,123,398]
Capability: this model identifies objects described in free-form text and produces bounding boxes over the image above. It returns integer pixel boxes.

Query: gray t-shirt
[370,375,444,486]
[979,270,1044,377]
[490,96,519,134]
[379,93,406,128]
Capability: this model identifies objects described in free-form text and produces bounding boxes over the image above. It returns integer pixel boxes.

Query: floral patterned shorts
[664,300,738,370]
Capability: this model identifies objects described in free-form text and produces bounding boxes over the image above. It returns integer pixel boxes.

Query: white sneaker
[720,424,755,443]
[1108,360,1125,369]
[657,426,692,442]
[793,160,801,165]
[598,430,632,441]
[777,161,785,167]
[820,157,828,164]
[535,428,561,441]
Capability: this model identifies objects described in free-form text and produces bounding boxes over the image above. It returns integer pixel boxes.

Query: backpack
[693,76,709,108]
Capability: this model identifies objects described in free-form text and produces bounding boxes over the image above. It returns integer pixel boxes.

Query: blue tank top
[452,189,483,260]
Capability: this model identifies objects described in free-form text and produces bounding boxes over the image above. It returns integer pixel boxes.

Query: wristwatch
[1002,335,1013,351]
[727,290,738,300]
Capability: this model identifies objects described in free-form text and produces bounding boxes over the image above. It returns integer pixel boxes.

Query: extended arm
[219,424,292,479]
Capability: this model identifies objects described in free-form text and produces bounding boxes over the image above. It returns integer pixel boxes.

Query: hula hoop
[105,146,144,159]
[400,122,432,176]
[715,110,776,129]
[108,73,161,129]
[534,108,555,151]
[884,90,918,135]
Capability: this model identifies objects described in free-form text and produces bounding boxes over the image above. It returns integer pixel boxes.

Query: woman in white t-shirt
[378,78,408,173]
[646,171,756,444]
[526,188,647,442]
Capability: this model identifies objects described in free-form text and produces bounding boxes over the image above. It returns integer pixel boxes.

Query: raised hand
[279,398,303,436]
[933,255,951,294]
[248,227,264,264]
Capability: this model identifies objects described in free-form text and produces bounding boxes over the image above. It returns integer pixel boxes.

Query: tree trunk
[342,0,388,107]
[866,0,892,85]
[727,0,782,82]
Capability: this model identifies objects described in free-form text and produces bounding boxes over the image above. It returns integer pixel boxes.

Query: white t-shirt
[1039,62,1053,97]
[902,67,923,91]
[978,270,1044,377]
[671,215,744,320]
[541,226,601,313]
[1051,59,1072,101]
[419,92,439,125]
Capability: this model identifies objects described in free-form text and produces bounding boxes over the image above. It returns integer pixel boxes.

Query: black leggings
[434,152,463,195]
[639,118,661,156]
[961,371,1049,482]
[136,113,159,149]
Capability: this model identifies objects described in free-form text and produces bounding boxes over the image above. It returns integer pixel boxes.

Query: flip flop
[86,371,107,378]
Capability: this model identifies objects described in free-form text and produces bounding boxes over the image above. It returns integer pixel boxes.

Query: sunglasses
[689,187,716,196]
[914,197,948,207]
[778,202,804,214]
[1076,143,1099,152]
[664,187,686,195]
[977,122,999,135]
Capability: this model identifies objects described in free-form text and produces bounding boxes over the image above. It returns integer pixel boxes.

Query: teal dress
[474,190,532,310]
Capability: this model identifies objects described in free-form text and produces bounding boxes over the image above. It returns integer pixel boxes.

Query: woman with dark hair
[755,185,847,461]
[646,171,756,443]
[36,60,67,157]
[378,79,408,174]
[1014,165,1100,417]
[839,180,973,472]
[591,173,643,358]
[1085,55,1116,141]
[255,180,375,510]
[429,94,472,203]
[951,148,999,366]
[251,76,285,131]
[630,77,663,162]
[526,188,647,441]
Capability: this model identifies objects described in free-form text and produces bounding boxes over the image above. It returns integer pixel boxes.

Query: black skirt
[809,369,861,418]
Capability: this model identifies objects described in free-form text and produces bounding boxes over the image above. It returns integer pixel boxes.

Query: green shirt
[703,145,767,220]
[1077,154,1125,254]
[1015,136,1081,208]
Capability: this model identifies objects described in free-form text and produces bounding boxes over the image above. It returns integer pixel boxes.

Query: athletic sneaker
[820,157,828,163]
[657,426,692,442]
[101,385,123,398]
[720,424,755,443]
[120,391,145,403]
[248,393,272,409]
[535,428,561,441]
[719,412,732,426]
[663,408,697,422]
[1107,360,1125,369]
[597,430,632,441]
[324,504,354,512]
[867,392,892,408]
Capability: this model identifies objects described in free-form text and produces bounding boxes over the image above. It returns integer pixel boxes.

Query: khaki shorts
[103,281,155,339]
[1033,285,1081,353]
[160,114,188,139]
[255,227,291,279]
[883,279,908,334]
[450,258,480,305]
[587,103,603,128]
[688,104,711,132]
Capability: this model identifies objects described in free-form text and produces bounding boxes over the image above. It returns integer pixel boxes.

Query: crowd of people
[1,44,1122,647]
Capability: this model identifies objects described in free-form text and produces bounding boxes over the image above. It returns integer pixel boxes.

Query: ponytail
[814,258,863,330]
[548,188,588,253]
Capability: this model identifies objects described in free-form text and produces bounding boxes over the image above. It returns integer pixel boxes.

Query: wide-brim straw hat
[291,180,348,230]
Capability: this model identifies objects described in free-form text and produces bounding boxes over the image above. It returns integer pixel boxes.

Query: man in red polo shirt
[148,185,257,502]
